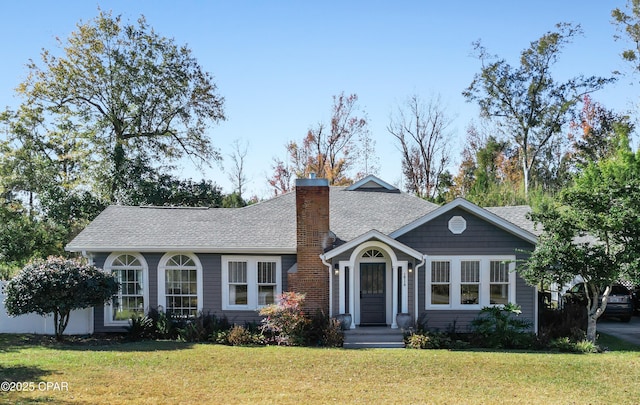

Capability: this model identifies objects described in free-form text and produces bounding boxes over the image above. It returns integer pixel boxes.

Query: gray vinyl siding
[399,208,537,331]
[397,208,532,254]
[91,251,296,333]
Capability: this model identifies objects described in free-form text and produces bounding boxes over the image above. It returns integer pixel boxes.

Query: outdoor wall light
[334,263,339,275]
[408,262,413,273]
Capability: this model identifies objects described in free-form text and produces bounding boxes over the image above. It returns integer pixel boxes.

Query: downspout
[81,250,95,335]
[414,255,426,325]
[81,250,94,265]
[321,254,333,317]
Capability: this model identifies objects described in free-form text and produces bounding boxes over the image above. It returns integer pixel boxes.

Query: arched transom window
[362,249,384,258]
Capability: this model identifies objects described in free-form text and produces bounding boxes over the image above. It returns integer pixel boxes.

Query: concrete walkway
[597,316,640,346]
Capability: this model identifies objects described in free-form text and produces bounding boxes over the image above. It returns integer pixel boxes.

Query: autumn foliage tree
[568,95,633,167]
[268,92,370,193]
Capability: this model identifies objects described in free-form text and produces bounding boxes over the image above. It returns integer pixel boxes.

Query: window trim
[103,252,149,326]
[222,256,282,310]
[157,252,204,317]
[426,256,516,310]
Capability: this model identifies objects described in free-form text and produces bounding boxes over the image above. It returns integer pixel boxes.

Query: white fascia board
[322,229,423,260]
[390,198,538,244]
[345,175,398,191]
[65,246,297,254]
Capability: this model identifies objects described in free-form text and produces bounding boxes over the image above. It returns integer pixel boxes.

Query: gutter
[414,256,427,325]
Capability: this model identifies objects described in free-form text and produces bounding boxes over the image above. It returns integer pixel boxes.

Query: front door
[359,263,386,325]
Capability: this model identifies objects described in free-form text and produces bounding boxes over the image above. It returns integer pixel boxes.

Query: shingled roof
[66,183,536,253]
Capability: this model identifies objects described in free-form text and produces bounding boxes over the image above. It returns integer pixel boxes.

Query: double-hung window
[430,261,451,305]
[460,260,480,305]
[257,261,277,305]
[490,260,510,305]
[222,256,281,310]
[228,261,248,305]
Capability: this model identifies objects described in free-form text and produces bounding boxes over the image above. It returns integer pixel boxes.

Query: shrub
[405,331,454,349]
[218,325,265,346]
[538,304,587,344]
[176,312,230,342]
[126,315,155,341]
[259,292,310,345]
[3,256,119,340]
[549,337,599,353]
[127,310,231,342]
[304,310,343,347]
[470,303,534,349]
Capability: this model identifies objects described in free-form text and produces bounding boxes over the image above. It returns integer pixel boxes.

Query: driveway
[597,315,640,346]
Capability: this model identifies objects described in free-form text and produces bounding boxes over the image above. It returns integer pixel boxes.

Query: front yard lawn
[1,334,639,404]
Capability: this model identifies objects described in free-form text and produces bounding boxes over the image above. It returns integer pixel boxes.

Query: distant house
[66,175,539,333]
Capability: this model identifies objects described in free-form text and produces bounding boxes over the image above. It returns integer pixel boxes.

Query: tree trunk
[586,313,598,343]
[55,310,71,341]
[585,284,609,344]
[112,141,126,203]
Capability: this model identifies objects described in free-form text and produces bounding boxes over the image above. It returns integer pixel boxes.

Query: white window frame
[158,252,204,317]
[103,252,149,326]
[426,256,516,310]
[222,256,282,310]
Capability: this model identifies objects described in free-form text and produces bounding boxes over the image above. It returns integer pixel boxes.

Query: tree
[567,95,633,167]
[119,165,224,208]
[520,135,640,343]
[612,0,640,76]
[4,257,119,340]
[355,128,379,179]
[16,10,225,203]
[463,23,613,198]
[450,124,527,206]
[269,92,369,190]
[227,139,249,199]
[267,158,293,196]
[388,94,452,199]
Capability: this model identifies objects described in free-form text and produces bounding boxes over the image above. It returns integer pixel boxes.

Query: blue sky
[0,1,636,198]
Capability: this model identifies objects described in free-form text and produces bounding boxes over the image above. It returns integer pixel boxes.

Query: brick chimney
[290,175,330,315]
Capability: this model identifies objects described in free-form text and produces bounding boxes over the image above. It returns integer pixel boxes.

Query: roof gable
[346,175,398,191]
[389,198,537,244]
[322,230,423,260]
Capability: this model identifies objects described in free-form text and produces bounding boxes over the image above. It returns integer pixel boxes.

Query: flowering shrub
[259,292,310,345]
[3,256,119,340]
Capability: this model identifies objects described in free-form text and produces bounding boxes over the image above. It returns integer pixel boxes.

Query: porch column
[348,262,356,329]
[401,262,409,313]
[391,263,398,328]
[338,261,347,314]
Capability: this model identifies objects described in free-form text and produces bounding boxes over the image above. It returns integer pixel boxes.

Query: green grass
[1,334,639,404]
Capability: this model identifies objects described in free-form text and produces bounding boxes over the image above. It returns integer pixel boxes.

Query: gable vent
[448,216,467,234]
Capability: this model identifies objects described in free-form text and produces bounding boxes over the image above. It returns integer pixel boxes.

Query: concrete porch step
[343,327,405,349]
